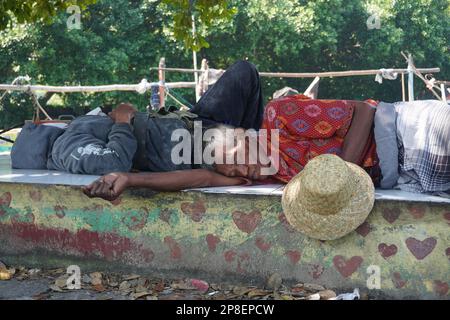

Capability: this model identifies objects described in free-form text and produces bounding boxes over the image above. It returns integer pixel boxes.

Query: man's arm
[82,169,250,201]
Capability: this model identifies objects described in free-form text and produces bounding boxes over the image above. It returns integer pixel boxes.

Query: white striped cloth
[395,100,450,193]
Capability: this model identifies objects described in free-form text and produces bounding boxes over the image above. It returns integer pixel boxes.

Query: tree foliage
[161,0,237,51]
[0,0,97,30]
[0,0,448,128]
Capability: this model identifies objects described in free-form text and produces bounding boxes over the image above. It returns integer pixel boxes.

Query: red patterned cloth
[262,94,377,183]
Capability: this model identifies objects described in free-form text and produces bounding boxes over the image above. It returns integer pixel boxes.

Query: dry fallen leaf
[134,285,148,293]
[123,274,140,281]
[303,283,325,292]
[152,279,165,293]
[247,289,271,298]
[232,286,253,296]
[93,283,106,292]
[171,279,195,290]
[54,275,69,289]
[119,281,131,292]
[306,293,321,300]
[266,273,282,291]
[49,268,65,275]
[318,290,336,300]
[90,272,103,286]
[0,261,12,281]
[133,291,152,299]
[49,284,64,292]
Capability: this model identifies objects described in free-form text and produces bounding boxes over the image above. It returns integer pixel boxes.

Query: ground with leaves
[0,261,356,300]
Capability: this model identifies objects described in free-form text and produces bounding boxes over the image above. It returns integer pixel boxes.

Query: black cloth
[191,60,264,130]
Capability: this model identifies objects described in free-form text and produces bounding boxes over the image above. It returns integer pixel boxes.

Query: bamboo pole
[150,67,440,78]
[440,83,447,103]
[191,14,200,102]
[0,82,196,93]
[258,68,440,78]
[158,57,166,107]
[401,73,406,102]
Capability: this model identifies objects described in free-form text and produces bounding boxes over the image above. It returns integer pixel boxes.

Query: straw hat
[281,154,375,240]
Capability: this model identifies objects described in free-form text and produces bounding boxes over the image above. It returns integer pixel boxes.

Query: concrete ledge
[0,182,449,299]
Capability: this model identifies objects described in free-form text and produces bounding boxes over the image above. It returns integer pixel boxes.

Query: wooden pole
[441,83,447,103]
[198,59,209,98]
[304,76,320,99]
[150,67,440,78]
[401,73,406,102]
[158,57,166,108]
[407,54,415,101]
[191,14,200,102]
[0,82,196,93]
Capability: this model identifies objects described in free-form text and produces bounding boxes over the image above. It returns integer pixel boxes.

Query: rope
[0,76,32,110]
[401,52,443,102]
[0,75,53,121]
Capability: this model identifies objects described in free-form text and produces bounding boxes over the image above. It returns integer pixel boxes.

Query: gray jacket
[47,115,137,175]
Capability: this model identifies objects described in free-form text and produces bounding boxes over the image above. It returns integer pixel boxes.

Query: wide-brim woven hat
[281,154,375,240]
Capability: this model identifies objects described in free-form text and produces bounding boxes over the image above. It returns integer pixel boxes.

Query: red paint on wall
[224,250,236,263]
[433,280,449,296]
[54,205,67,219]
[237,252,250,274]
[29,190,42,202]
[405,237,437,260]
[122,208,149,231]
[444,212,450,225]
[0,192,12,216]
[205,234,220,252]
[285,250,301,264]
[392,272,407,289]
[278,212,296,233]
[255,237,271,252]
[382,207,401,224]
[181,200,206,222]
[164,236,182,259]
[355,222,371,237]
[333,255,363,278]
[308,264,324,279]
[407,204,426,219]
[378,243,398,259]
[232,210,261,234]
[0,222,154,263]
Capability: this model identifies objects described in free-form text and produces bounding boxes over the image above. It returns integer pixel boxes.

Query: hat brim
[282,162,375,240]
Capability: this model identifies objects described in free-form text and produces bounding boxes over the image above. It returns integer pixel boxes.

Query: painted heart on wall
[378,243,398,259]
[405,237,437,260]
[333,255,363,278]
[232,210,262,234]
[181,200,206,222]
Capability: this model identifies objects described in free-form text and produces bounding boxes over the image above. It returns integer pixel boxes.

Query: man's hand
[108,103,137,124]
[82,172,130,201]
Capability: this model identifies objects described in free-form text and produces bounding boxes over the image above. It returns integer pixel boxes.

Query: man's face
[213,130,270,181]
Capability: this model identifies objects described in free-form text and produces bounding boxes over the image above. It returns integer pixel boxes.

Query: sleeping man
[82,96,450,201]
[11,61,448,200]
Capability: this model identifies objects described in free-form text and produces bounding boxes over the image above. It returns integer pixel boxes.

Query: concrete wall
[0,182,448,299]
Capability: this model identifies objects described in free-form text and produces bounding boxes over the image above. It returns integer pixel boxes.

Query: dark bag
[11,122,65,169]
